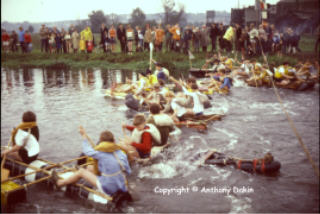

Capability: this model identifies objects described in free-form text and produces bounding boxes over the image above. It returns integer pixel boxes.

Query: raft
[175,114,224,131]
[245,78,316,91]
[1,158,113,206]
[204,151,281,175]
[189,68,214,78]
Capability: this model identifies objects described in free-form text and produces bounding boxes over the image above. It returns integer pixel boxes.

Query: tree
[28,25,34,33]
[74,20,88,32]
[162,0,186,25]
[88,10,107,33]
[130,7,146,27]
[107,13,120,26]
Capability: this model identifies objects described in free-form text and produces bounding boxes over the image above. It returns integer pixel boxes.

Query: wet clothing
[125,124,161,158]
[82,140,131,195]
[182,87,204,115]
[14,129,40,164]
[147,114,175,146]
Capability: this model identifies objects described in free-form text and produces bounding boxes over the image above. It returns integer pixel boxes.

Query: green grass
[2,33,318,73]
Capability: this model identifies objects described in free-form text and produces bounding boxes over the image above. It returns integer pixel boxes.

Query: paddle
[1,138,12,182]
[1,128,31,182]
[149,42,154,70]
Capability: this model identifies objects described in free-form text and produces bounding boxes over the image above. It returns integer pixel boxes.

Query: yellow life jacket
[148,74,158,86]
[86,141,126,175]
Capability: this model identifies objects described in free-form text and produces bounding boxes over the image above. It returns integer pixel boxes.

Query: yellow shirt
[223,26,234,41]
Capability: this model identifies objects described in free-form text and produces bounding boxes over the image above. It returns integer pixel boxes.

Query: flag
[188,50,195,60]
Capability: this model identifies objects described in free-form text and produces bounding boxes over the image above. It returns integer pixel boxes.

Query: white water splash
[227,195,252,213]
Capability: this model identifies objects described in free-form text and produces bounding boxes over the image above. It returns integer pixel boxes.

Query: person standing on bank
[100,23,108,53]
[18,26,26,53]
[117,24,127,53]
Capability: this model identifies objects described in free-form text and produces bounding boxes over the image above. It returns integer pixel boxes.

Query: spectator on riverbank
[10,30,18,52]
[144,24,152,52]
[2,29,10,53]
[40,24,49,53]
[18,27,26,53]
[155,24,165,52]
[209,23,218,52]
[165,24,172,52]
[24,30,32,52]
[100,23,108,53]
[126,24,134,54]
[117,24,127,53]
[109,25,117,53]
[200,25,209,53]
[65,30,72,53]
[71,29,79,53]
[169,24,181,52]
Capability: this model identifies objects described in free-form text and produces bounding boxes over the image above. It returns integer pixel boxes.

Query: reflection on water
[3,67,139,91]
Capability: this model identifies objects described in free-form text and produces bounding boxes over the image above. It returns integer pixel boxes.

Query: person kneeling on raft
[51,126,131,197]
[122,114,161,159]
[1,111,40,164]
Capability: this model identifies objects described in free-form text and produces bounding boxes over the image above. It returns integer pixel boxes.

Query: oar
[1,128,31,182]
[1,138,12,182]
[2,156,87,183]
[7,158,112,201]
[209,74,222,94]
[149,42,154,70]
[250,67,258,88]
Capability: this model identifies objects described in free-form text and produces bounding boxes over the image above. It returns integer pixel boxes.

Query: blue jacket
[82,140,131,195]
[18,30,25,42]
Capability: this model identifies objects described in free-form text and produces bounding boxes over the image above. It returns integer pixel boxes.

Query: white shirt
[171,99,187,117]
[182,87,204,114]
[15,129,39,157]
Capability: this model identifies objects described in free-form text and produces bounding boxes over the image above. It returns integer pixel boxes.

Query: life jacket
[87,141,128,175]
[131,124,161,146]
[148,74,158,86]
[11,122,38,145]
[149,114,175,146]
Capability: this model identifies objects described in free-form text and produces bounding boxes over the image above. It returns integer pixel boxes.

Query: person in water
[51,126,131,196]
[1,111,40,164]
[146,103,175,146]
[122,114,161,159]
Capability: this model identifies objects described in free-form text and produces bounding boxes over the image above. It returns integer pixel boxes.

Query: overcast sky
[2,0,280,23]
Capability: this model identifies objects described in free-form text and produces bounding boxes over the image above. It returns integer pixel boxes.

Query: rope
[257,38,320,178]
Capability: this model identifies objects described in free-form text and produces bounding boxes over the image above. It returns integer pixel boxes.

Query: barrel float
[236,159,281,174]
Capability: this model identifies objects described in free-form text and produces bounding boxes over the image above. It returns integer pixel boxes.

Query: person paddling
[122,114,161,159]
[51,126,131,197]
[1,111,40,164]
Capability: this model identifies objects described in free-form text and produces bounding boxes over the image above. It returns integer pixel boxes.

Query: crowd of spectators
[1,22,305,58]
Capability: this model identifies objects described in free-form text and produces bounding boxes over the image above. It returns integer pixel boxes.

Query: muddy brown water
[1,67,319,213]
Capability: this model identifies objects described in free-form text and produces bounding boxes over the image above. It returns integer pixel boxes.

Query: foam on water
[137,135,209,179]
[227,195,252,213]
[249,101,297,116]
[232,78,249,88]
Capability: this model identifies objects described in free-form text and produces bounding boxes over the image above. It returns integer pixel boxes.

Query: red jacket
[2,33,10,41]
[24,34,32,43]
[125,125,152,154]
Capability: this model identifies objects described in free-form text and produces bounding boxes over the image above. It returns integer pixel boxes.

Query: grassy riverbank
[1,34,318,73]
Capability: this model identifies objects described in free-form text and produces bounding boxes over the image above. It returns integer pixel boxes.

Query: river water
[1,67,319,213]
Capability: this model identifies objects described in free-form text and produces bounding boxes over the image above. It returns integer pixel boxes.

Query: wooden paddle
[1,137,12,182]
[1,128,31,181]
